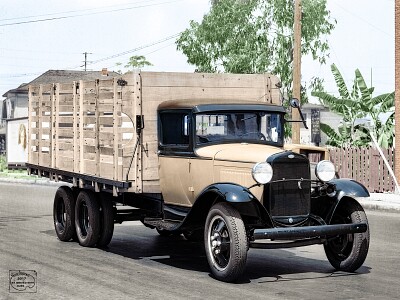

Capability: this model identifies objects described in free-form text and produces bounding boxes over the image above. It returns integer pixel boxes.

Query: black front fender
[330,179,370,200]
[326,179,369,224]
[180,183,272,230]
[200,183,257,203]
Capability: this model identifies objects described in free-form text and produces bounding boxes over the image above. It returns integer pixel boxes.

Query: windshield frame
[193,109,285,148]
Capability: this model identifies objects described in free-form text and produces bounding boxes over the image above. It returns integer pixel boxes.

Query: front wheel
[204,202,248,282]
[324,200,370,272]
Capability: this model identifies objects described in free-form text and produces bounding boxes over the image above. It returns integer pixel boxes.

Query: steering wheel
[239,132,266,141]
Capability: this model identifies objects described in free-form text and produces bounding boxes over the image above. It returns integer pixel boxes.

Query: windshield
[195,112,283,146]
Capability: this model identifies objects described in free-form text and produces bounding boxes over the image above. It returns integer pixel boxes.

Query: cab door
[158,111,193,207]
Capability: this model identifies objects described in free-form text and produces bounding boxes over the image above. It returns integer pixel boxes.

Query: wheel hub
[211,232,222,254]
[207,216,231,270]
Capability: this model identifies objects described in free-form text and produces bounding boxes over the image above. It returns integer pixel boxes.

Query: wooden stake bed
[28,71,281,195]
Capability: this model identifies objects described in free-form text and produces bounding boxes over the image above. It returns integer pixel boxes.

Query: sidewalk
[357,193,400,212]
[1,174,400,212]
[0,173,63,186]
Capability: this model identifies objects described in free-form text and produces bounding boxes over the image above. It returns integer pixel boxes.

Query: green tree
[116,55,152,73]
[176,0,335,100]
[312,64,394,148]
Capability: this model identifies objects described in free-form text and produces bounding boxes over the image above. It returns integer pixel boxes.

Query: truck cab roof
[158,99,285,113]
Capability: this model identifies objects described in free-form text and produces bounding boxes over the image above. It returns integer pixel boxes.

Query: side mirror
[290,98,300,108]
[286,98,308,130]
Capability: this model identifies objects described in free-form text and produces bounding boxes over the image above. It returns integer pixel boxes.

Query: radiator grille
[266,156,311,217]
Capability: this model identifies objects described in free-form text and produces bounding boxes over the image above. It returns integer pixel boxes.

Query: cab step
[143,218,182,231]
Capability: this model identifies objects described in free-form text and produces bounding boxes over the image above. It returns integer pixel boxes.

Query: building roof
[3,69,120,97]
[301,102,328,110]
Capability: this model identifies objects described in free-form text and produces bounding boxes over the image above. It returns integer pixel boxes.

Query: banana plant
[312,64,394,147]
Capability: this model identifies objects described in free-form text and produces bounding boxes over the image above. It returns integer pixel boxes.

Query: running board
[253,223,368,240]
[143,218,182,231]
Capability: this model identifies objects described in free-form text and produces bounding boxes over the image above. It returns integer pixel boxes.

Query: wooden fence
[329,147,395,193]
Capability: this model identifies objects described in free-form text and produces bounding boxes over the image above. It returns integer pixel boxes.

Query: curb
[0,176,63,186]
[358,197,400,212]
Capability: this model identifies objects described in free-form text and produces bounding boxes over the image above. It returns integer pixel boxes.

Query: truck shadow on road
[101,227,371,283]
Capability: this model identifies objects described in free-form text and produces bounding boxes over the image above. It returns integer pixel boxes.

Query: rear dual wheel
[75,190,115,247]
[53,186,114,247]
[75,190,101,247]
[97,193,114,247]
[53,186,76,241]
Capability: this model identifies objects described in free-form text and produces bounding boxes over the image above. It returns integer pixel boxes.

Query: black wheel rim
[55,198,66,231]
[328,214,353,260]
[78,202,89,237]
[207,216,231,270]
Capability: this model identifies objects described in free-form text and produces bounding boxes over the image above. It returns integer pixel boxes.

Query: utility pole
[292,0,302,144]
[82,52,92,71]
[395,0,400,189]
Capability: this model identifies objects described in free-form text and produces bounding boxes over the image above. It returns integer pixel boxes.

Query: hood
[284,143,329,160]
[195,143,284,164]
[284,143,327,153]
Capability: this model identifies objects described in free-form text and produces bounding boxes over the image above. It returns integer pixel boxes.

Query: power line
[0,33,182,77]
[0,0,160,22]
[0,0,183,27]
[333,2,393,38]
[0,48,82,55]
[86,33,181,66]
[0,72,42,79]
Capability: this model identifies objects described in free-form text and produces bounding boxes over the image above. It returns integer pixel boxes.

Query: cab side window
[159,111,191,153]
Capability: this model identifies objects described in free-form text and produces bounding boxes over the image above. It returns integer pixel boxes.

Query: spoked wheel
[75,190,100,247]
[324,200,370,272]
[53,186,76,241]
[204,202,248,282]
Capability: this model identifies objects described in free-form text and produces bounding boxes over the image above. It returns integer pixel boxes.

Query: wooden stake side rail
[28,74,136,194]
[28,71,281,195]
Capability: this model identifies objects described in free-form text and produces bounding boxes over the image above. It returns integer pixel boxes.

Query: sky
[0,0,395,102]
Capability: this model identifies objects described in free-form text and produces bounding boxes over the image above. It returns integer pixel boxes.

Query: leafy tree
[312,64,394,148]
[116,55,152,73]
[176,0,335,100]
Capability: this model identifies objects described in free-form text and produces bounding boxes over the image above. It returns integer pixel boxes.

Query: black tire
[53,186,76,242]
[204,202,248,282]
[324,200,370,272]
[97,193,115,247]
[75,190,100,247]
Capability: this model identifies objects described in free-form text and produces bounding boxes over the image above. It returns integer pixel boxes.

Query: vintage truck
[27,72,369,282]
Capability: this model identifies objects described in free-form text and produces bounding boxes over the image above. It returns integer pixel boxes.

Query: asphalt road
[0,182,399,299]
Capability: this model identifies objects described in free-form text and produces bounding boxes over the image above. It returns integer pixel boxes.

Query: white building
[299,103,342,146]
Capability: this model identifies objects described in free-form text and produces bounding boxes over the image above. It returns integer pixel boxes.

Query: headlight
[315,160,335,182]
[252,162,273,184]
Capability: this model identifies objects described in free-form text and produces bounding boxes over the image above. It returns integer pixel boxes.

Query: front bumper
[253,222,368,240]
